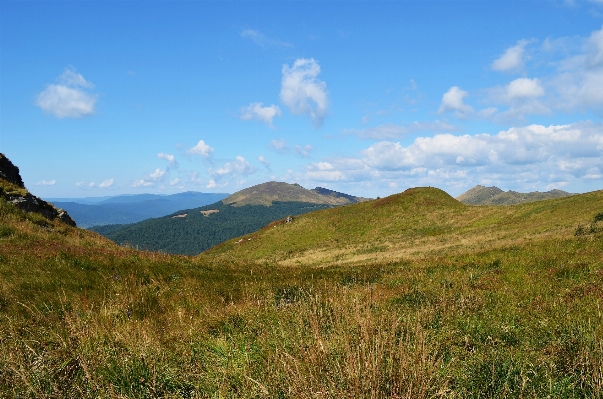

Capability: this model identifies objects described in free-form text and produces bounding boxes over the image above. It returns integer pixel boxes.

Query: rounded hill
[222,181,363,206]
[372,187,464,211]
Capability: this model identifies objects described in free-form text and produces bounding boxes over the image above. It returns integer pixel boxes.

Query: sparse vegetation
[2,183,603,397]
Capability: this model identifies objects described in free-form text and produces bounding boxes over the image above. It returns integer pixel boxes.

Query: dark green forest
[90,201,335,255]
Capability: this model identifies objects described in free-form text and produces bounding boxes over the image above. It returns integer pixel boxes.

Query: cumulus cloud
[35,179,56,186]
[437,86,473,119]
[483,78,549,122]
[258,155,270,169]
[269,139,313,157]
[187,140,215,158]
[280,58,328,127]
[343,121,457,140]
[294,144,313,158]
[206,179,217,189]
[129,168,167,188]
[301,122,603,192]
[158,153,178,167]
[506,78,545,99]
[149,168,166,181]
[97,178,114,188]
[76,179,114,189]
[35,67,97,118]
[491,39,531,71]
[241,29,292,48]
[169,178,181,186]
[130,179,153,188]
[270,139,287,152]
[305,161,345,181]
[240,102,282,127]
[211,156,256,178]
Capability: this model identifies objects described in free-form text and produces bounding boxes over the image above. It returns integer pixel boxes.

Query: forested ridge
[91,201,335,255]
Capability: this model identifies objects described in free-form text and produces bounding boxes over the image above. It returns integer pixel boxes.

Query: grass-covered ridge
[206,187,603,266]
[2,182,603,397]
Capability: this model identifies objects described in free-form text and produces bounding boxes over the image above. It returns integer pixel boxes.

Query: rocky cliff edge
[0,153,76,226]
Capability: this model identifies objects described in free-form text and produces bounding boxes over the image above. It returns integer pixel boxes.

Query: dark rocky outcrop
[0,153,76,226]
[0,153,25,188]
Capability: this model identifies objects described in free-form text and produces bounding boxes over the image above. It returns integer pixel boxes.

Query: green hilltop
[205,186,602,266]
[91,181,368,255]
[456,184,573,205]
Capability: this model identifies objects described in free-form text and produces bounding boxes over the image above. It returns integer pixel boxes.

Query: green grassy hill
[221,181,368,206]
[2,157,603,397]
[205,186,602,265]
[93,200,336,255]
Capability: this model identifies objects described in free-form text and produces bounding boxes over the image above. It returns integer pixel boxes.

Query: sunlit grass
[1,188,603,397]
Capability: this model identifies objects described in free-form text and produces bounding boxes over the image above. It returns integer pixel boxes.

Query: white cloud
[280,58,328,127]
[258,155,270,169]
[343,121,457,140]
[240,102,282,127]
[437,86,473,119]
[506,78,545,99]
[269,139,313,157]
[491,39,531,71]
[149,168,166,181]
[58,68,95,88]
[306,162,345,181]
[35,179,56,186]
[483,78,549,122]
[299,122,603,192]
[294,144,313,158]
[212,156,256,177]
[538,25,603,114]
[35,67,97,118]
[187,140,215,158]
[206,179,217,189]
[129,179,153,188]
[97,178,114,188]
[270,139,288,152]
[190,172,203,185]
[129,168,167,188]
[241,29,292,48]
[169,178,180,186]
[75,179,114,189]
[158,153,177,166]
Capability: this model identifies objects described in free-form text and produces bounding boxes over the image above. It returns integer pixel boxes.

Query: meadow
[1,185,603,398]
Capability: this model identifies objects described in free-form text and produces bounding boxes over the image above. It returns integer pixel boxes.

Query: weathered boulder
[0,153,76,227]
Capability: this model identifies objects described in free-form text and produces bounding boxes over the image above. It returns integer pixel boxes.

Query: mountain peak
[456,185,573,205]
[222,181,367,206]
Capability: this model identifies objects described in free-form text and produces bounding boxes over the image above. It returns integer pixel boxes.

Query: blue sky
[2,1,603,199]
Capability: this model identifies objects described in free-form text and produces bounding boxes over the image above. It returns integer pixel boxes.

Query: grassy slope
[206,187,603,265]
[99,201,334,255]
[2,186,603,398]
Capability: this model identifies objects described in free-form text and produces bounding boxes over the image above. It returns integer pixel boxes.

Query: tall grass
[2,192,603,397]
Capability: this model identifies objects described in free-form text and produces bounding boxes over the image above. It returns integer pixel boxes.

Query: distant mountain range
[90,182,370,255]
[456,185,574,205]
[47,192,229,228]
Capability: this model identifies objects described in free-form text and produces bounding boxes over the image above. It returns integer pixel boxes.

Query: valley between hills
[1,152,603,398]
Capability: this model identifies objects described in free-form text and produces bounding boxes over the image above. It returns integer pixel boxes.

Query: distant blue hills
[46,192,229,228]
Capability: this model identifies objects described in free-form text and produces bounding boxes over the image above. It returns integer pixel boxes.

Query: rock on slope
[0,153,76,226]
[457,184,573,205]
